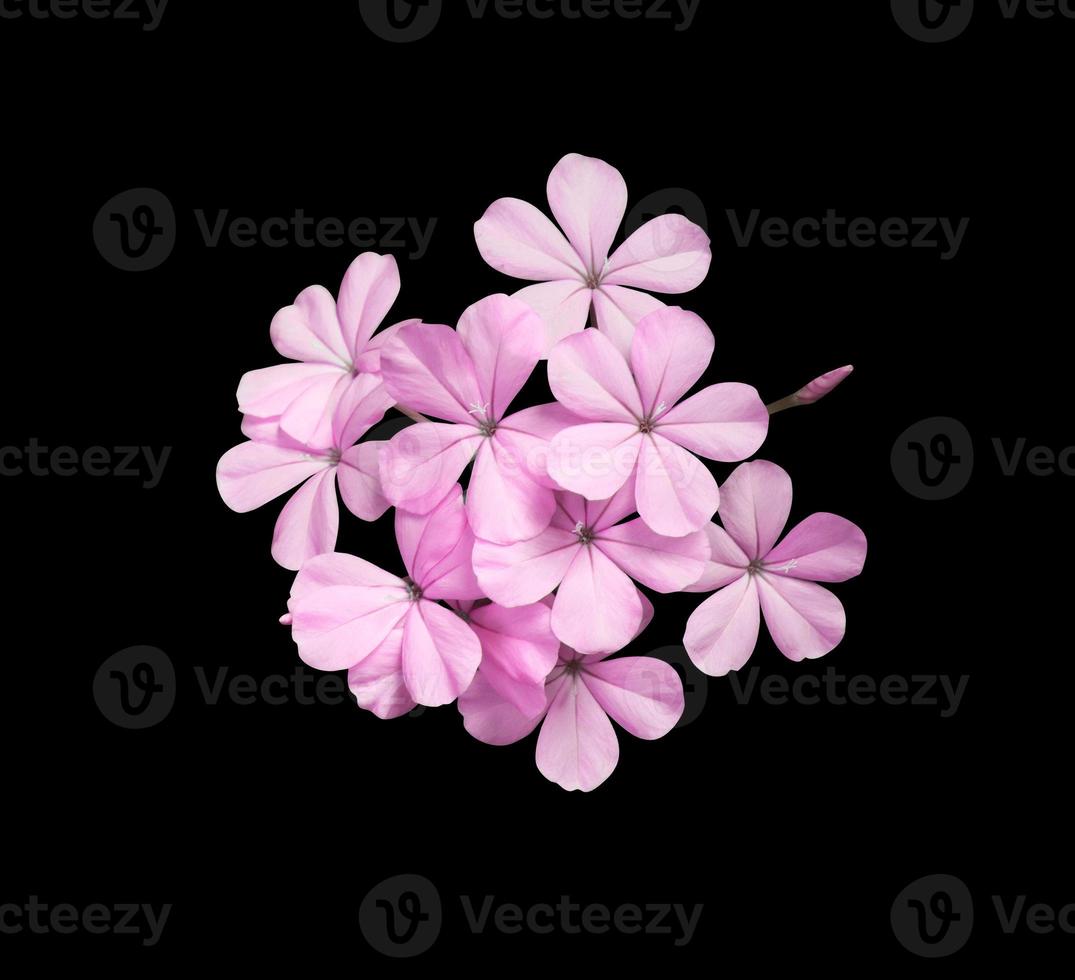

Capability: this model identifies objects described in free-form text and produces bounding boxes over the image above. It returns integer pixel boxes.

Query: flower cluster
[218,154,868,792]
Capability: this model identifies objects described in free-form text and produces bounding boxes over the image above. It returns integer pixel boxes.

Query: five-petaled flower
[475,152,711,356]
[684,460,867,676]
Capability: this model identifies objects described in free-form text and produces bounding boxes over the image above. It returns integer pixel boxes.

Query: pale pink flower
[472,481,709,655]
[459,632,683,793]
[546,307,769,537]
[378,294,579,545]
[287,485,485,708]
[684,460,867,676]
[217,373,394,570]
[237,252,418,449]
[352,598,561,721]
[475,152,711,356]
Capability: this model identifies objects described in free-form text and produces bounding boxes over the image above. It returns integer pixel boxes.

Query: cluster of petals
[216,154,869,792]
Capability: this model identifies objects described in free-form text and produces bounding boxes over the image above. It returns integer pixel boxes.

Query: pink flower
[684,460,867,676]
[472,482,709,655]
[378,294,578,545]
[217,373,394,570]
[237,252,418,449]
[348,599,559,722]
[475,153,711,356]
[546,307,769,537]
[459,633,683,793]
[287,485,485,708]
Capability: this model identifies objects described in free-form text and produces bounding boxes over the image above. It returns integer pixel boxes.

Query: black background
[3,0,1072,969]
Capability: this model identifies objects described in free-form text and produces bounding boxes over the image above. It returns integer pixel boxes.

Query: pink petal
[582,657,684,739]
[582,480,638,532]
[716,460,793,560]
[547,327,643,422]
[595,518,710,593]
[291,552,405,600]
[603,213,712,293]
[270,284,349,367]
[474,197,586,282]
[756,575,846,662]
[657,383,770,462]
[338,442,390,522]
[331,373,394,451]
[591,285,665,357]
[457,294,546,420]
[289,571,410,672]
[236,362,341,420]
[216,441,329,513]
[683,574,761,677]
[402,601,482,707]
[379,422,482,514]
[278,371,351,451]
[546,153,627,280]
[634,434,720,536]
[468,439,556,545]
[629,307,714,417]
[336,252,400,360]
[536,673,619,792]
[395,482,463,578]
[547,423,642,501]
[271,467,340,570]
[469,601,560,719]
[379,322,483,425]
[513,281,594,355]
[764,513,868,583]
[458,670,546,746]
[684,523,751,593]
[552,547,643,655]
[354,318,421,375]
[495,402,585,490]
[472,525,579,608]
[347,629,416,720]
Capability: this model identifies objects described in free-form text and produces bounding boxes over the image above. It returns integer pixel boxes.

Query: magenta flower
[217,373,394,570]
[475,153,711,355]
[684,460,867,676]
[459,635,683,793]
[347,598,560,721]
[237,252,418,449]
[472,482,709,655]
[287,485,485,708]
[378,294,579,545]
[546,307,769,537]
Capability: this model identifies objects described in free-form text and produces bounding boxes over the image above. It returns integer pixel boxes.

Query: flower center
[747,559,764,576]
[638,402,667,435]
[468,402,497,437]
[574,522,595,545]
[404,578,423,602]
